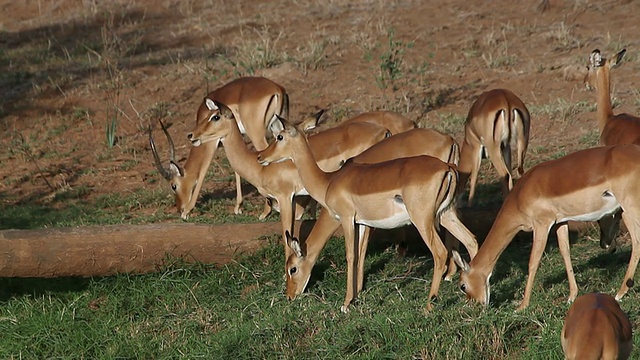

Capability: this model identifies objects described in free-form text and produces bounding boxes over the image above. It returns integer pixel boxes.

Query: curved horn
[158,117,176,163]
[148,121,173,180]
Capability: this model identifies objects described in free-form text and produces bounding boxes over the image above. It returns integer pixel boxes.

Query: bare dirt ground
[1,0,639,247]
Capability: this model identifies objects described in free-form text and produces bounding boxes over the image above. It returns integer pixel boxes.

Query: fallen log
[0,222,295,278]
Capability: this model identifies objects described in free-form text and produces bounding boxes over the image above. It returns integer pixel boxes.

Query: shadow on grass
[0,277,93,302]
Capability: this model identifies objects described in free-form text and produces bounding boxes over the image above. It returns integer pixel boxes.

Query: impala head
[284,231,313,300]
[187,98,235,146]
[584,48,626,90]
[257,111,323,166]
[149,119,197,220]
[452,251,491,306]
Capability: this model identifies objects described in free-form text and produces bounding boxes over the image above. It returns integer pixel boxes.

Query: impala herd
[149,48,637,359]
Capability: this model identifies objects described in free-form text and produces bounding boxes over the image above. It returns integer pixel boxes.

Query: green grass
[1,192,639,358]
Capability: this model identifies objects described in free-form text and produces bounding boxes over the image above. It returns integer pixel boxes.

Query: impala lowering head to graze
[149,76,288,220]
[186,100,392,261]
[258,117,478,312]
[457,89,530,207]
[584,48,640,253]
[561,293,632,360]
[279,128,466,301]
[453,144,640,311]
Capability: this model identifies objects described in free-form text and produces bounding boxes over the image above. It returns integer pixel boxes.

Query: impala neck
[219,120,264,184]
[470,202,523,275]
[184,141,218,207]
[595,67,614,133]
[290,134,332,208]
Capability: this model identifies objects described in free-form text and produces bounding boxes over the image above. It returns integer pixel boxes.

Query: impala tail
[435,165,458,222]
[447,142,460,166]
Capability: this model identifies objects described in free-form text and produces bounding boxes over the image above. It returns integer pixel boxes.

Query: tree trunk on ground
[0,222,297,278]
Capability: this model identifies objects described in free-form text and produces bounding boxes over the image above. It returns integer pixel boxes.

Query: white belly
[559,193,621,222]
[358,210,412,229]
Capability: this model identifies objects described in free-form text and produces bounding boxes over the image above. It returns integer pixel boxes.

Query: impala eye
[171,184,177,192]
[277,134,284,141]
[209,114,220,122]
[289,267,297,275]
[460,283,467,293]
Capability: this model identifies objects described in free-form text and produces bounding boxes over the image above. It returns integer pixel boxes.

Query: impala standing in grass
[186,101,394,259]
[150,76,288,220]
[279,128,473,301]
[457,89,530,206]
[584,48,640,253]
[454,145,640,310]
[258,116,478,312]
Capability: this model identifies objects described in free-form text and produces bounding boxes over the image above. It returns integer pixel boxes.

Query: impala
[279,128,475,301]
[561,293,632,360]
[151,76,288,220]
[584,48,640,252]
[258,117,479,312]
[458,89,531,206]
[339,110,416,135]
[453,144,640,310]
[187,100,393,258]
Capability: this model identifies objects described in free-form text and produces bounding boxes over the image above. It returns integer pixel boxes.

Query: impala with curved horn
[187,100,396,259]
[150,76,288,220]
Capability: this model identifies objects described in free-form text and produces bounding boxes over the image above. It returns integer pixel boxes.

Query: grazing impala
[151,76,288,220]
[258,117,478,312]
[187,100,392,258]
[584,48,640,252]
[458,89,531,206]
[561,293,632,360]
[279,128,472,301]
[453,145,640,311]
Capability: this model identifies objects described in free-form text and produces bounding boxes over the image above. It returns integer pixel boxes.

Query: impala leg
[439,207,478,259]
[259,198,273,220]
[513,110,528,178]
[341,219,358,313]
[518,227,551,311]
[279,195,295,260]
[184,140,219,218]
[486,141,513,196]
[501,143,513,183]
[356,225,372,294]
[458,140,483,207]
[615,211,639,301]
[444,230,459,281]
[556,223,578,303]
[233,172,244,215]
[414,222,448,312]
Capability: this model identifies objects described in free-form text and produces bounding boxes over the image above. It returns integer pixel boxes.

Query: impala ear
[589,49,603,68]
[268,115,285,136]
[204,98,218,111]
[299,109,325,132]
[169,161,183,177]
[609,48,626,69]
[285,230,304,258]
[452,251,470,273]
